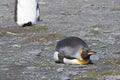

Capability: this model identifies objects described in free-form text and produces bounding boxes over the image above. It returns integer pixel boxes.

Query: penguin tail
[53,51,64,63]
[53,51,59,61]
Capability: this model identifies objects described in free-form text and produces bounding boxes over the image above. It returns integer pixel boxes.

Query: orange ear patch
[80,49,83,55]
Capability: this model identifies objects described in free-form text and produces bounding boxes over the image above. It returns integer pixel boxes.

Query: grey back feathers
[55,36,90,52]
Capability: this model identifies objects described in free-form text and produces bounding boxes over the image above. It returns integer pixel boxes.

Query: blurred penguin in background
[14,0,40,27]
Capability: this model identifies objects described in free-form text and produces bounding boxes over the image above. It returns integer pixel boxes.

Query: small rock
[0,15,4,18]
[44,41,53,46]
[39,1,46,5]
[100,45,106,48]
[57,68,64,72]
[90,54,99,61]
[59,73,70,80]
[28,49,42,56]
[68,71,79,75]
[0,41,6,44]
[113,51,120,54]
[12,44,21,48]
[92,43,98,46]
[94,27,99,31]
[44,46,50,50]
[101,76,120,80]
[1,68,9,71]
[6,31,18,35]
[26,66,37,69]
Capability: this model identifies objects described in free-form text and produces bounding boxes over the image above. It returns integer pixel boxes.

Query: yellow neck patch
[76,59,89,65]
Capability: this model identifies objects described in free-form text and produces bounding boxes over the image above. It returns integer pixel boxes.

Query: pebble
[101,76,120,80]
[59,73,70,80]
[90,54,99,61]
[57,68,64,72]
[113,51,120,54]
[12,44,21,48]
[6,31,18,35]
[39,1,46,5]
[1,67,9,71]
[26,67,37,69]
[68,71,79,75]
[92,42,98,46]
[94,27,99,31]
[28,49,42,56]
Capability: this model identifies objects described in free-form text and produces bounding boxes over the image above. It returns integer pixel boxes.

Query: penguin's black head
[80,48,96,61]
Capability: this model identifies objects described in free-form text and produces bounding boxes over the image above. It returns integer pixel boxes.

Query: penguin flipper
[37,3,40,21]
[14,0,17,22]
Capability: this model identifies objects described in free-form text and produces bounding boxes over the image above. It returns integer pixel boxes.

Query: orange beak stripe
[88,51,96,55]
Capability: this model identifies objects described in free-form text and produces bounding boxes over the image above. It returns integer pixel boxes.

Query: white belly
[16,0,39,26]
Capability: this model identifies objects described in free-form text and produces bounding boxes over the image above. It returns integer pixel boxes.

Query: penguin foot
[55,61,63,64]
[22,22,32,27]
[87,60,94,64]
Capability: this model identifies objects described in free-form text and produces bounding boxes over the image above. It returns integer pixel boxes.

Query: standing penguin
[54,36,96,65]
[14,0,40,27]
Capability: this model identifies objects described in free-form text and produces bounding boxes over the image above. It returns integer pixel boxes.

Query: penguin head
[79,48,96,63]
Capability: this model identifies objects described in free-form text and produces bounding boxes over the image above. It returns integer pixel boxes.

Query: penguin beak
[87,51,96,55]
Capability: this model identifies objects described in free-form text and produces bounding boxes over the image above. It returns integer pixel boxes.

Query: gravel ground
[0,0,120,80]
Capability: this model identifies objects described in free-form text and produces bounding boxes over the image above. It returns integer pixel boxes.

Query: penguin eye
[82,49,89,55]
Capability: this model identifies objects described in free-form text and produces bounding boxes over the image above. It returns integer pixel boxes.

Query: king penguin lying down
[14,0,40,27]
[54,36,96,65]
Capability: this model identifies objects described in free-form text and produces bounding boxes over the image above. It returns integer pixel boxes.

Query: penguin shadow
[56,57,98,80]
[57,63,95,80]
